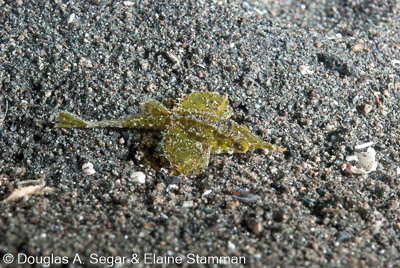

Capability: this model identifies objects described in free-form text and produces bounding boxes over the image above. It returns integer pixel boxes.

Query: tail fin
[56,112,88,128]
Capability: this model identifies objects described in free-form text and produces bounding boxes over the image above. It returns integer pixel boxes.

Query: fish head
[231,124,285,153]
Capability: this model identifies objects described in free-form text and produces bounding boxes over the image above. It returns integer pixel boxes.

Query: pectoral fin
[161,127,210,174]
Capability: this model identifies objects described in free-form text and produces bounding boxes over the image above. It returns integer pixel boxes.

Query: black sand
[1,0,399,267]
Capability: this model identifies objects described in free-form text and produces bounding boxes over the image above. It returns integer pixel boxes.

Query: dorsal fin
[173,91,233,119]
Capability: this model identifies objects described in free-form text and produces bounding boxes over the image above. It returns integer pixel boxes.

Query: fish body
[56,91,284,174]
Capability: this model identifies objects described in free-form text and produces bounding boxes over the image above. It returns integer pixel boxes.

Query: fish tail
[56,112,89,128]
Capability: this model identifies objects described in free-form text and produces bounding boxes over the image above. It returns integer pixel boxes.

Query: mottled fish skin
[56,91,284,174]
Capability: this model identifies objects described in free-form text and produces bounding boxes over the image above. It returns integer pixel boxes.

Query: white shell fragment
[299,65,313,75]
[123,1,135,6]
[354,142,375,150]
[346,143,377,175]
[201,189,213,197]
[2,185,55,203]
[82,162,96,176]
[227,240,236,251]
[130,172,146,184]
[67,13,75,24]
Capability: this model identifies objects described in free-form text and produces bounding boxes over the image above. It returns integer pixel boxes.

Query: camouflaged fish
[56,91,285,174]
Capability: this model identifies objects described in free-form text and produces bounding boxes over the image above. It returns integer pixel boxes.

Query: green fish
[56,91,284,174]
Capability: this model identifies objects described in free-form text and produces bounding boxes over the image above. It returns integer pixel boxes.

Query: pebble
[351,40,364,52]
[232,187,260,203]
[335,231,350,242]
[122,1,135,6]
[314,41,322,48]
[355,142,374,150]
[227,240,236,251]
[383,90,390,98]
[182,200,194,208]
[82,162,95,176]
[130,172,146,184]
[299,65,313,75]
[358,103,372,115]
[67,13,76,24]
[247,220,262,235]
[201,189,212,197]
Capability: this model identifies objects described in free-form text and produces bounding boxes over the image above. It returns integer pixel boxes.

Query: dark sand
[1,0,399,267]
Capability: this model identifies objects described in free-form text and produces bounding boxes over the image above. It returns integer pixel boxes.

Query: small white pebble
[351,41,364,52]
[383,90,390,98]
[269,166,278,174]
[228,240,236,251]
[123,1,135,6]
[82,162,93,170]
[83,168,95,176]
[67,13,75,24]
[130,172,146,184]
[160,213,169,220]
[82,162,95,176]
[325,124,334,131]
[201,189,212,197]
[299,65,313,75]
[355,142,374,150]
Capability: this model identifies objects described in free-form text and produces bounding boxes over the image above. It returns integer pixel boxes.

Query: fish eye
[234,138,249,153]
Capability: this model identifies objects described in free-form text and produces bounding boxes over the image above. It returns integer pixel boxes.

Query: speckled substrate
[1,0,400,267]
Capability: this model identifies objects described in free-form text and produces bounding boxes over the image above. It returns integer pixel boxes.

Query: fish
[56,91,285,174]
